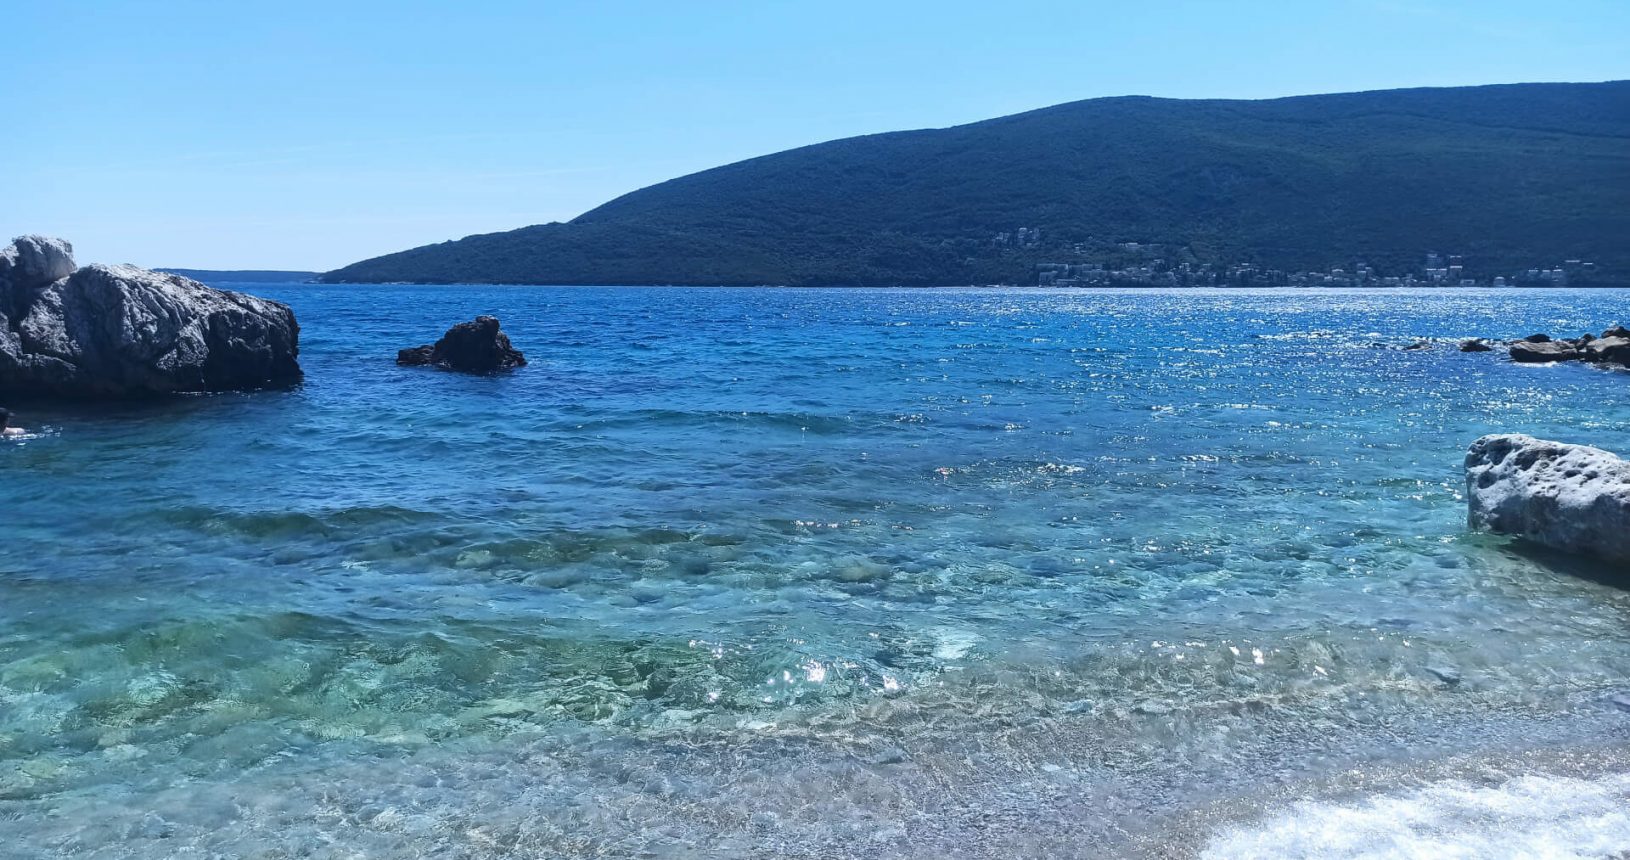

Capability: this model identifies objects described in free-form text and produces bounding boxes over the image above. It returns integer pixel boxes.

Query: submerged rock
[1466,434,1630,565]
[0,235,301,398]
[1459,338,1495,352]
[1423,665,1463,687]
[397,315,526,374]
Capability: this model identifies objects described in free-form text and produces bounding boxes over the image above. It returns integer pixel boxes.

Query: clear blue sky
[6,0,1626,270]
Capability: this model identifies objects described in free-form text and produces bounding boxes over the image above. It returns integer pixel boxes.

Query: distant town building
[994,227,1042,248]
[1023,243,1608,289]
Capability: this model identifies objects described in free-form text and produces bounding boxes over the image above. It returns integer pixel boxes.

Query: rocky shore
[0,236,301,398]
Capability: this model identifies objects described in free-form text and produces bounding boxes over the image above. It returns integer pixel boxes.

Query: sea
[4,285,1630,859]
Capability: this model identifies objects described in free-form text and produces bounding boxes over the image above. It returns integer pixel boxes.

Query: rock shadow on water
[1499,540,1630,592]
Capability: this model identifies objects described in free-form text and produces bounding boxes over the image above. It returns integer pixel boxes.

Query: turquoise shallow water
[5,286,1630,857]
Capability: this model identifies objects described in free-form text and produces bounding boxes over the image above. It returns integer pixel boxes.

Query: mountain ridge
[323,81,1630,286]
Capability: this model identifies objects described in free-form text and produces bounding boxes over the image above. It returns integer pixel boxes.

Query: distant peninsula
[322,81,1630,287]
[159,269,319,284]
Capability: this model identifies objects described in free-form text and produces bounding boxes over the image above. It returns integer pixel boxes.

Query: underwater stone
[1424,665,1462,687]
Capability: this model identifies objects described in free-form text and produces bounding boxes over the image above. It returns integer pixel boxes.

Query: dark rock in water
[1404,339,1432,351]
[1466,325,1630,369]
[398,315,526,374]
[1509,340,1580,363]
[1466,434,1630,565]
[0,235,301,398]
[1583,336,1630,367]
[396,345,435,365]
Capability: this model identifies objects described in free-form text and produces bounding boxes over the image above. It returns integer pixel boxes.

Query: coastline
[7,677,1627,858]
[7,283,1630,857]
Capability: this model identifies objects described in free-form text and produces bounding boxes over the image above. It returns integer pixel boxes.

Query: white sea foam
[1202,772,1630,860]
[1,427,53,442]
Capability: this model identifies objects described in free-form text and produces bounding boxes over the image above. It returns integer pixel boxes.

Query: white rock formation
[1466,434,1630,564]
[0,235,76,292]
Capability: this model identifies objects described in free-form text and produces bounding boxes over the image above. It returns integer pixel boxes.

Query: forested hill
[323,81,1630,286]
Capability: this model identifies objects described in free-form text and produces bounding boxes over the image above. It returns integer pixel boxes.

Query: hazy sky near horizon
[6,0,1627,270]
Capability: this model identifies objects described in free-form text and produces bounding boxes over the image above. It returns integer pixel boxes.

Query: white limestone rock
[0,236,301,397]
[1466,434,1630,564]
[0,235,76,293]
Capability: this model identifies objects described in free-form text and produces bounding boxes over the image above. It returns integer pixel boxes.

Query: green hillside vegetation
[323,81,1630,286]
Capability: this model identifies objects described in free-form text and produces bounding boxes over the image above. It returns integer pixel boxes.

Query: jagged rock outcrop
[0,236,301,397]
[1466,434,1630,564]
[397,315,526,374]
[1504,325,1630,368]
[0,235,76,295]
[1584,336,1630,364]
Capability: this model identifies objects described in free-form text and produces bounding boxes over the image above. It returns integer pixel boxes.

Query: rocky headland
[0,236,301,398]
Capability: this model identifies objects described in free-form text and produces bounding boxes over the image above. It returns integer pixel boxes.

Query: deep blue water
[5,286,1630,857]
